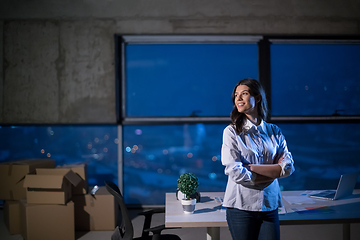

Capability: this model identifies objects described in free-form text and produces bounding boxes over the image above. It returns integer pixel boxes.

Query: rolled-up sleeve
[276,131,295,178]
[221,126,256,185]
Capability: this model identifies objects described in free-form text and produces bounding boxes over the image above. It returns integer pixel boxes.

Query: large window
[2,36,359,206]
[119,36,360,205]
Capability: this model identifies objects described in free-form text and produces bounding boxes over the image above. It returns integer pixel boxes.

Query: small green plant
[177,173,199,200]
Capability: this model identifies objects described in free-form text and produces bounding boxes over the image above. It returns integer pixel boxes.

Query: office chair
[105,181,182,240]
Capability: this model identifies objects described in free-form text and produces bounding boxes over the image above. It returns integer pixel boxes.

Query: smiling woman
[222,78,295,240]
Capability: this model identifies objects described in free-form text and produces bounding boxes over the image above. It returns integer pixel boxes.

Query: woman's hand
[275,152,284,164]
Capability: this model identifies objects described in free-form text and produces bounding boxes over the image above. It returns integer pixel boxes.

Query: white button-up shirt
[221,119,295,211]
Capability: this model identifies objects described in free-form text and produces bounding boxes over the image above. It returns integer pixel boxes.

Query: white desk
[165,192,226,240]
[165,190,360,240]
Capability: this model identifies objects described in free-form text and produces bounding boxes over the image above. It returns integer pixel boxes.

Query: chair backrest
[105,181,134,240]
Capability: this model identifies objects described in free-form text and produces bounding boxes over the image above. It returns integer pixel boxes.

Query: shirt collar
[244,118,265,133]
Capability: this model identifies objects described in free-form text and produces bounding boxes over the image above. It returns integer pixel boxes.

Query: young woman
[221,78,295,240]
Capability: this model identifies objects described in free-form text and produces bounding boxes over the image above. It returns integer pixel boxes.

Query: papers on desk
[214,196,226,212]
[283,195,316,205]
[290,206,335,214]
[282,191,328,214]
[214,196,223,204]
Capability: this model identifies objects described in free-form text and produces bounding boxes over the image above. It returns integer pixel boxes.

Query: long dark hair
[230,78,268,134]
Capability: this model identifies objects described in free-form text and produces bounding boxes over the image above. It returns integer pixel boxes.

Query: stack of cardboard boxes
[0,159,117,240]
[0,159,56,236]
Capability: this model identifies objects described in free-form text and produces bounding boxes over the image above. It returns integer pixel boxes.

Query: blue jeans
[226,207,280,240]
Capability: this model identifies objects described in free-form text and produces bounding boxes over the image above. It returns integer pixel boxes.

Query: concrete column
[58,20,116,123]
[3,20,59,123]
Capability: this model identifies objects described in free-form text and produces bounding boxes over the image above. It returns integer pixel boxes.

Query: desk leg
[343,223,350,240]
[207,227,220,240]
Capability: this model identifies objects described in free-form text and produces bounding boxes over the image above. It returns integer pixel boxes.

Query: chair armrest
[143,224,166,234]
[139,208,165,239]
[144,224,182,240]
[143,224,181,235]
[138,207,165,217]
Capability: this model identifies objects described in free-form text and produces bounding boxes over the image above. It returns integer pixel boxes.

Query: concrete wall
[2,19,116,123]
[0,0,359,123]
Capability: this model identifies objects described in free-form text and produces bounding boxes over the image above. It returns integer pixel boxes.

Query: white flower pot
[181,199,196,214]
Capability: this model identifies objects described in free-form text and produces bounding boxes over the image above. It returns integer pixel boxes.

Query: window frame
[264,36,360,123]
[115,34,360,200]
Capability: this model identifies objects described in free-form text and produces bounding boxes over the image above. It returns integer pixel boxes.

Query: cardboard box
[3,200,21,235]
[23,169,82,205]
[56,163,89,195]
[73,186,116,231]
[0,159,55,200]
[20,200,75,240]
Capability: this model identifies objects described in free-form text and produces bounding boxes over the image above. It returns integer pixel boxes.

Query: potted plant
[177,172,199,214]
